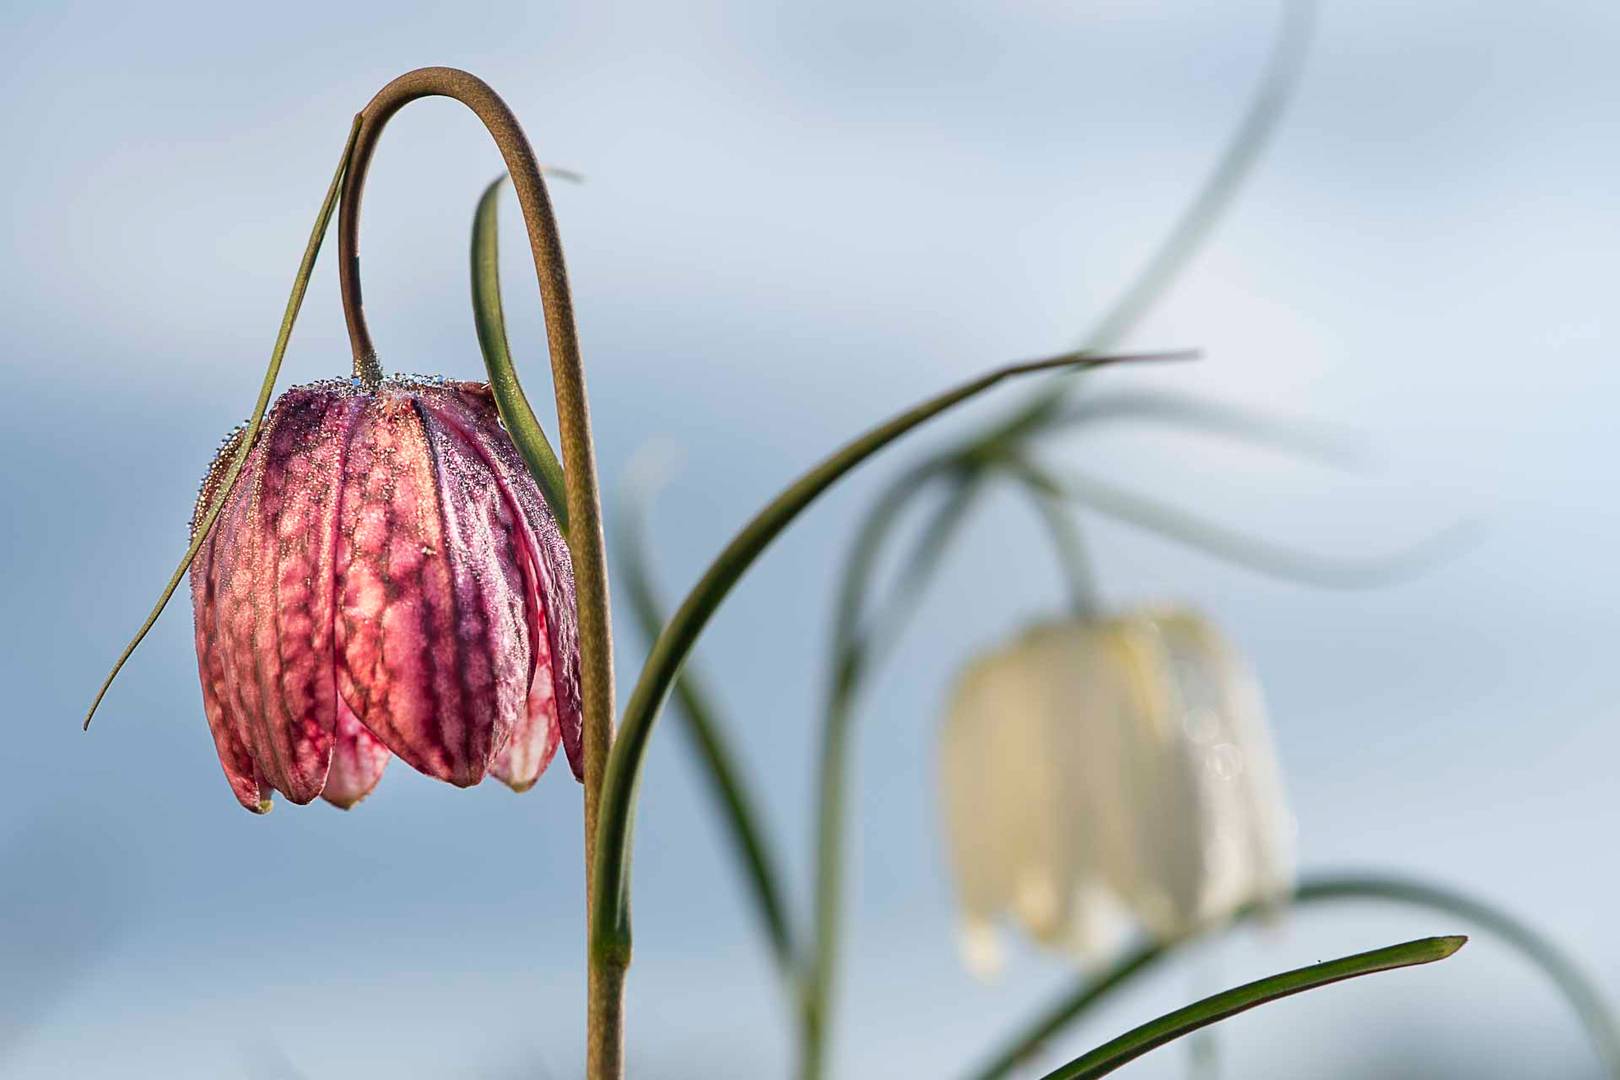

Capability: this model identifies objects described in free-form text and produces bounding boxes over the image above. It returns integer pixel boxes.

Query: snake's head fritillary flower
[189,376,581,812]
[938,608,1293,977]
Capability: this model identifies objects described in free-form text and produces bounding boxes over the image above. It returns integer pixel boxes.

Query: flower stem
[334,68,619,1079]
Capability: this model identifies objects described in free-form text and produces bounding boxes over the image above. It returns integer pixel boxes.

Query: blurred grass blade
[1036,935,1465,1080]
[83,114,363,730]
[977,0,1316,447]
[804,471,986,1076]
[1057,388,1362,469]
[593,348,1193,961]
[471,175,569,531]
[1084,0,1315,353]
[1021,461,1479,589]
[613,450,797,980]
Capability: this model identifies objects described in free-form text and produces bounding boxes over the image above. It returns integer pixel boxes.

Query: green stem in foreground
[1038,935,1465,1080]
[334,68,619,1079]
[82,114,363,731]
[967,873,1620,1080]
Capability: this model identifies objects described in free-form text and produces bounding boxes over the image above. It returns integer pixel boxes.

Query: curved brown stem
[337,68,620,1080]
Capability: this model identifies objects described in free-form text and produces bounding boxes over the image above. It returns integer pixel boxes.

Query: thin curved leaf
[613,452,797,979]
[470,175,569,532]
[968,873,1619,1080]
[1020,460,1481,589]
[83,114,363,730]
[592,348,1194,961]
[1037,935,1465,1080]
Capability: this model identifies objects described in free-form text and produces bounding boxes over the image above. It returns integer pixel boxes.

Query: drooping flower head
[190,376,581,812]
[938,608,1292,976]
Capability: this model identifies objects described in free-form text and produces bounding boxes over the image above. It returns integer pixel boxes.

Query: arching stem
[335,68,619,1079]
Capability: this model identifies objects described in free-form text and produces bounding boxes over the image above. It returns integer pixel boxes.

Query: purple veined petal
[200,419,279,810]
[335,389,529,787]
[322,697,392,809]
[491,620,563,792]
[190,440,271,813]
[242,388,361,804]
[418,383,582,781]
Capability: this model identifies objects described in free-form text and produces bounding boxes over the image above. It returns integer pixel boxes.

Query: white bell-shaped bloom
[939,608,1293,977]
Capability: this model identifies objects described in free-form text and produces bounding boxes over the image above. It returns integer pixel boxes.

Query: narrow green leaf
[1055,388,1363,469]
[470,175,570,532]
[1020,461,1480,589]
[592,348,1194,962]
[967,873,1620,1080]
[962,0,1317,453]
[83,114,363,731]
[1038,935,1465,1080]
[613,455,798,981]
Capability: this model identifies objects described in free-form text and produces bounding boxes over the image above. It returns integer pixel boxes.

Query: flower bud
[189,377,580,811]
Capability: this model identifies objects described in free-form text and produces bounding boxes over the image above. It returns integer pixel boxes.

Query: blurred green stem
[613,470,799,983]
[1002,455,1101,617]
[966,872,1620,1080]
[804,471,988,1077]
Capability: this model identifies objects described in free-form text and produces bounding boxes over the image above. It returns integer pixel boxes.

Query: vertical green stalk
[803,470,985,1077]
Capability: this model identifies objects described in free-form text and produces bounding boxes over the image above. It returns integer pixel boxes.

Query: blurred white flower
[938,608,1293,977]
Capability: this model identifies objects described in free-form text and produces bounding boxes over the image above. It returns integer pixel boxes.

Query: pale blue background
[3,1,1618,1076]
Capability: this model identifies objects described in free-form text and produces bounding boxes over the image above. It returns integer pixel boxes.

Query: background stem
[615,472,800,983]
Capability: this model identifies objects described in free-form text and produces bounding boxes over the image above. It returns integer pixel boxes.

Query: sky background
[5,0,1620,1076]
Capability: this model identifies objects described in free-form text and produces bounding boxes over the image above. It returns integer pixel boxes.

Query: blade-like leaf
[1020,460,1480,589]
[614,453,797,979]
[1038,935,1465,1080]
[968,872,1620,1080]
[470,175,570,532]
[83,114,363,730]
[591,348,1194,961]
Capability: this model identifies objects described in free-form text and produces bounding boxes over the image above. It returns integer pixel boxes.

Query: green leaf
[1017,460,1480,589]
[1037,935,1465,1080]
[967,872,1620,1080]
[613,454,797,979]
[470,175,570,532]
[83,114,363,731]
[591,347,1193,962]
